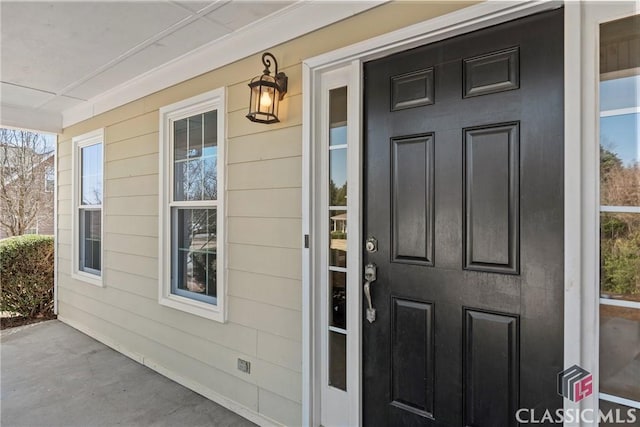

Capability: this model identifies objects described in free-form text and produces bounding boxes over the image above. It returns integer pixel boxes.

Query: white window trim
[158,87,227,323]
[44,165,54,193]
[71,128,104,288]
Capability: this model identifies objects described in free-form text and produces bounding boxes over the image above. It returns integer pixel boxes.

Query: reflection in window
[599,13,640,411]
[170,109,219,306]
[600,213,640,299]
[328,86,348,392]
[174,111,217,201]
[172,208,217,304]
[75,137,102,278]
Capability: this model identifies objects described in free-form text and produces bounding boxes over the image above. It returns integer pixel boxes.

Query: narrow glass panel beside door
[328,86,348,392]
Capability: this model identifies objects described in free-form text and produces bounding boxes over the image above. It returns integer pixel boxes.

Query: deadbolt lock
[365,237,378,253]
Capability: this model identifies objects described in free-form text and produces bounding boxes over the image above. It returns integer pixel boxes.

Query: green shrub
[0,235,54,317]
[331,231,347,240]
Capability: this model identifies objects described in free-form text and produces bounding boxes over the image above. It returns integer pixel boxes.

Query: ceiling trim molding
[0,104,62,134]
[62,1,386,128]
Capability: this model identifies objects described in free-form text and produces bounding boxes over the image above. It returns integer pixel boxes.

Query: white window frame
[71,128,104,287]
[158,88,226,322]
[44,165,54,193]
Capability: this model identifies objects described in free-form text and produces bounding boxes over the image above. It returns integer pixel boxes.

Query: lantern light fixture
[246,52,288,124]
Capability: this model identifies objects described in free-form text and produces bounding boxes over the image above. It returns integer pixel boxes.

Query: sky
[600,75,639,167]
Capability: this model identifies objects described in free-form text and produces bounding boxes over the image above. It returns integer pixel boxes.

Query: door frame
[301,1,632,425]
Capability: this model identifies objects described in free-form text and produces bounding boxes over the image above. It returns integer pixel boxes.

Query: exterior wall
[55,2,474,425]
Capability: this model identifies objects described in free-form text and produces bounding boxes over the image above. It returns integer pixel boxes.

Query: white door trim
[302,1,604,426]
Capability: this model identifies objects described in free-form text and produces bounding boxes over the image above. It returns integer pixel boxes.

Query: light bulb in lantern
[259,90,273,110]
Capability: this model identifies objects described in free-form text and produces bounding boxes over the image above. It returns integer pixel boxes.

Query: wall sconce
[246,52,288,124]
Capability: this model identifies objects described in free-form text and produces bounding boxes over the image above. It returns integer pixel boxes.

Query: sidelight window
[598,14,640,412]
[328,86,348,391]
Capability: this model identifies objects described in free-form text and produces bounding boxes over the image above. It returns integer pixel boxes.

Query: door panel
[363,9,564,427]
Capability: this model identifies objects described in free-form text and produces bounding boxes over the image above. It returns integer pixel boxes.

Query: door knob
[363,263,377,323]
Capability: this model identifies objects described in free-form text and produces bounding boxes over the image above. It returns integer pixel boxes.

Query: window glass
[600,75,640,111]
[166,104,220,309]
[45,166,54,192]
[600,212,640,300]
[599,305,640,402]
[81,143,102,205]
[328,86,348,392]
[80,209,101,274]
[330,149,347,206]
[599,13,640,411]
[172,208,217,304]
[174,111,217,202]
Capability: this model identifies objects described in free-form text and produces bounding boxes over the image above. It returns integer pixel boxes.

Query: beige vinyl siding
[55,2,475,425]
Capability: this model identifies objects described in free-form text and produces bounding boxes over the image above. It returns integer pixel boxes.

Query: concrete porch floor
[1,320,256,427]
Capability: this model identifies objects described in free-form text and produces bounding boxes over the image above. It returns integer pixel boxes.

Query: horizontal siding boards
[227,188,301,218]
[106,195,158,216]
[104,215,158,238]
[257,331,302,372]
[106,132,159,161]
[55,2,478,423]
[258,388,302,427]
[104,269,157,300]
[228,269,301,312]
[106,175,159,197]
[227,126,301,164]
[57,184,71,201]
[227,156,301,190]
[106,233,157,258]
[105,251,157,279]
[107,153,158,179]
[228,243,301,280]
[228,296,301,341]
[57,214,71,231]
[57,302,259,411]
[58,153,72,171]
[106,111,158,144]
[58,289,301,403]
[58,284,257,356]
[228,217,301,249]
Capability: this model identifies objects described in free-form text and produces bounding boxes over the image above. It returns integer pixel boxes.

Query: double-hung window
[159,88,226,321]
[72,129,104,286]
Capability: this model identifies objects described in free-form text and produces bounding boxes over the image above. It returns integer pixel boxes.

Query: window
[44,165,54,192]
[598,14,640,412]
[159,88,225,321]
[72,129,103,286]
[328,86,348,391]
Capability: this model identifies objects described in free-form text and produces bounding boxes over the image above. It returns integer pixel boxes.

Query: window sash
[168,108,219,306]
[72,131,103,284]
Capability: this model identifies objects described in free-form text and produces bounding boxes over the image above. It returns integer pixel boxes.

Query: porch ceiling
[0,1,383,133]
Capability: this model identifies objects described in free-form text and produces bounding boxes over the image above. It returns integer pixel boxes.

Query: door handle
[364,263,377,323]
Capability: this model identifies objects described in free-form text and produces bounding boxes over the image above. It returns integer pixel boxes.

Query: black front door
[363,9,564,426]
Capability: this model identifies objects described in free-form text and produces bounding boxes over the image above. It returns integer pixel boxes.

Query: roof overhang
[0,1,385,134]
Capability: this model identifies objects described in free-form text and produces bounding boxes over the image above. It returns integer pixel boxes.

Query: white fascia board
[62,1,386,128]
[0,104,62,133]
